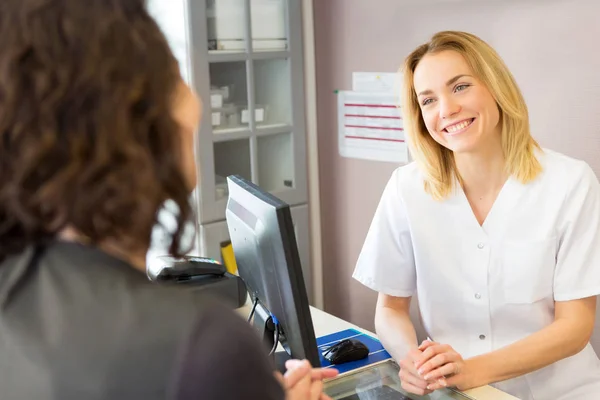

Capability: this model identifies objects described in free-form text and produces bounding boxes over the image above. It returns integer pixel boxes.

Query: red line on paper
[344,103,397,108]
[345,114,401,120]
[345,124,403,131]
[345,135,405,143]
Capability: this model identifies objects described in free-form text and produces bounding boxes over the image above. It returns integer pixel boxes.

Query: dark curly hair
[0,0,193,261]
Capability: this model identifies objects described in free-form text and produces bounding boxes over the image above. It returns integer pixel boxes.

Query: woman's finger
[399,366,429,391]
[283,360,311,388]
[420,344,451,362]
[285,359,305,370]
[423,362,458,381]
[310,367,339,380]
[405,350,428,373]
[309,380,324,400]
[399,358,422,380]
[414,345,443,369]
[426,380,446,391]
[415,345,454,370]
[401,380,433,397]
[286,367,313,400]
[418,352,460,376]
[418,339,436,351]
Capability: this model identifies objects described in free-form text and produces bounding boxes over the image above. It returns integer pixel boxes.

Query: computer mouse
[149,255,226,282]
[322,338,369,364]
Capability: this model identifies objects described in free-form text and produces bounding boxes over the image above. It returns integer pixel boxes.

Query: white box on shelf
[210,93,223,109]
[241,106,266,124]
[220,85,232,101]
[213,104,241,131]
[255,108,265,123]
[211,112,222,127]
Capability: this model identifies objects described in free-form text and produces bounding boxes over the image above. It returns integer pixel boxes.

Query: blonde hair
[400,31,541,200]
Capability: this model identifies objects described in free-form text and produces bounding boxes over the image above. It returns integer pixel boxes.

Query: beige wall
[314,0,600,339]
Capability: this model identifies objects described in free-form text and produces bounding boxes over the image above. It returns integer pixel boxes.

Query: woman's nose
[439,96,461,119]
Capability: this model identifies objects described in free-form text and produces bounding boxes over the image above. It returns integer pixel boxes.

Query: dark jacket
[0,241,283,399]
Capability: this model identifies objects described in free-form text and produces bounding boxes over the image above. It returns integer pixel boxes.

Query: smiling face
[413,50,501,154]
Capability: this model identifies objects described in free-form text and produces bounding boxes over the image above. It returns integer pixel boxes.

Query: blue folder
[317,328,392,374]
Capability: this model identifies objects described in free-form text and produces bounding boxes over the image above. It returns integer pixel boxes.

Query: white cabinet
[147,0,313,301]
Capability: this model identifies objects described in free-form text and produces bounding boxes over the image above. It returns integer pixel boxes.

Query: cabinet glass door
[214,139,251,200]
[257,132,293,192]
[250,0,288,52]
[207,0,287,53]
[254,58,291,128]
[209,59,252,201]
[206,0,247,53]
[187,0,306,224]
[209,61,249,134]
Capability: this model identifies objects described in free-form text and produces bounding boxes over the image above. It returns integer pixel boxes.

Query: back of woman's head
[401,31,541,199]
[0,0,193,261]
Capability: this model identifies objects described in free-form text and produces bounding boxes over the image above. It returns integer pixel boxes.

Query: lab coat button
[475,293,482,299]
[479,334,486,340]
[477,242,485,249]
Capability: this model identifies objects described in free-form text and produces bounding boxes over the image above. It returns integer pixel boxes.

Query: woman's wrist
[463,356,493,389]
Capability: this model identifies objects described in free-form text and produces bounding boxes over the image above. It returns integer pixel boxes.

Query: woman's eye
[455,84,470,92]
[422,98,433,106]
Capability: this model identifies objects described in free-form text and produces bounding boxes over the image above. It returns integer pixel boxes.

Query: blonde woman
[353,31,600,400]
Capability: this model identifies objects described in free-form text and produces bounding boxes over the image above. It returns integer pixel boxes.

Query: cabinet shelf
[252,50,291,60]
[208,50,291,63]
[208,51,248,63]
[213,128,252,142]
[255,124,292,136]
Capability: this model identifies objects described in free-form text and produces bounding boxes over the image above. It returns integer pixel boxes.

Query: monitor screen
[225,175,320,367]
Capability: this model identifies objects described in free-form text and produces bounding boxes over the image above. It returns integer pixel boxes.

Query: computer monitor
[225,175,320,369]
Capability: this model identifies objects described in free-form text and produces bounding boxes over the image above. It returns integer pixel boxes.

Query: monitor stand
[253,303,291,373]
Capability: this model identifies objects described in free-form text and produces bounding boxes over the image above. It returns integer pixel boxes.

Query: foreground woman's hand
[275,359,339,400]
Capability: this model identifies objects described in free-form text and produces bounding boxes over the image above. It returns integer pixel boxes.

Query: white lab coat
[353,149,600,400]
